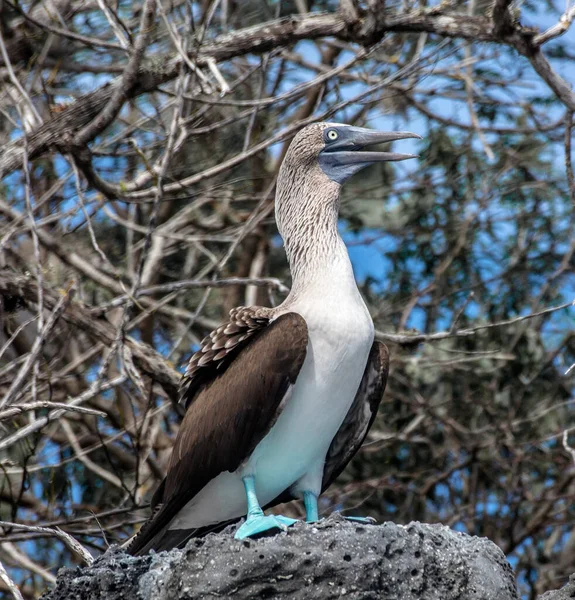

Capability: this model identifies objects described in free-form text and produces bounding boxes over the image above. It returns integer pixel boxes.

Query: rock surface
[538,574,575,600]
[42,515,519,600]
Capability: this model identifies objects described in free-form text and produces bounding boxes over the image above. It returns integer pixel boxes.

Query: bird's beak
[327,129,421,163]
[318,127,421,184]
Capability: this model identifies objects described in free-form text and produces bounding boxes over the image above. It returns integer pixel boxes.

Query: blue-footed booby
[127,122,420,555]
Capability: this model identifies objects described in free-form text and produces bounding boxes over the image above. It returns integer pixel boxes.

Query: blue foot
[234,514,298,540]
[344,515,377,524]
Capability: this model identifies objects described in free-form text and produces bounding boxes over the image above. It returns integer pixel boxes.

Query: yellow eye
[327,130,338,140]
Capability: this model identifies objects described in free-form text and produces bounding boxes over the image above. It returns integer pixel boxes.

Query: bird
[127,122,420,555]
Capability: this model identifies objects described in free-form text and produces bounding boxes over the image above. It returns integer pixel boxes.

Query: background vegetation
[0,0,574,598]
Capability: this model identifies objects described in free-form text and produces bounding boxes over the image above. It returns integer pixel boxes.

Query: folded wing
[127,312,308,555]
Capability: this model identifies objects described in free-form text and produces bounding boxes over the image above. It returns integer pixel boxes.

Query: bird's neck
[276,162,356,297]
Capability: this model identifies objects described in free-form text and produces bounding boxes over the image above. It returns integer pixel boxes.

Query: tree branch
[72,0,156,148]
[514,41,575,112]
[0,521,93,566]
[0,271,180,399]
[0,8,531,180]
[0,283,76,409]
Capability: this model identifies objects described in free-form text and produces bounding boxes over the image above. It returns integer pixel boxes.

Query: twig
[562,430,575,466]
[378,299,574,346]
[0,271,182,395]
[0,283,76,409]
[0,376,126,453]
[0,521,93,566]
[533,3,575,46]
[566,110,575,205]
[0,8,496,180]
[243,55,269,152]
[0,403,106,422]
[515,42,575,112]
[95,0,131,49]
[0,542,56,584]
[2,0,127,51]
[73,0,156,147]
[60,420,124,490]
[70,160,122,274]
[205,57,231,94]
[91,277,289,313]
[21,126,44,406]
[0,317,38,362]
[0,201,218,331]
[0,29,42,128]
[155,0,213,93]
[0,559,23,600]
[124,44,439,200]
[464,0,494,160]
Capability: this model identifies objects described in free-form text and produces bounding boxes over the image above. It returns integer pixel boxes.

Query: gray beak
[318,127,421,184]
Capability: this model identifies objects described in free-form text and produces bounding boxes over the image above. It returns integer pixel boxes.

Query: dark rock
[42,515,519,600]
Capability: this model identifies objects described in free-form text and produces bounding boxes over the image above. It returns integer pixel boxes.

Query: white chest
[169,243,375,529]
[241,284,374,499]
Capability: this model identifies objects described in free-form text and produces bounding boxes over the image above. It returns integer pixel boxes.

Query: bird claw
[344,515,377,525]
[234,514,298,540]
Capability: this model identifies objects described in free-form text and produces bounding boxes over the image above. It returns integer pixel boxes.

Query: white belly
[170,293,374,530]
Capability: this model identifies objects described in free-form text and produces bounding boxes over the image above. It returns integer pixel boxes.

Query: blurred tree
[0,0,574,598]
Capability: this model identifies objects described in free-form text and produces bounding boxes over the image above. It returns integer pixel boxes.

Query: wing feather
[179,306,272,408]
[127,312,308,555]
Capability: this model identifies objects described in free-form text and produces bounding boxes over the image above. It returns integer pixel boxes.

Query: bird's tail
[126,516,241,556]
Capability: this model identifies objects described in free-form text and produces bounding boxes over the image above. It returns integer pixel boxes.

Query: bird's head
[276,122,421,271]
[281,122,421,185]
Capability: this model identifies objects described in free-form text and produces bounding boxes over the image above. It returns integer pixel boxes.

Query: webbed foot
[234,514,298,540]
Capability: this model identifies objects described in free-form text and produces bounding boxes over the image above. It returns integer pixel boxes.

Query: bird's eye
[327,130,338,141]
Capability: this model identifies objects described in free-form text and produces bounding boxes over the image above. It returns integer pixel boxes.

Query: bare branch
[0,559,24,600]
[0,8,534,180]
[0,542,56,584]
[0,403,105,422]
[72,0,156,147]
[533,3,575,46]
[0,283,76,409]
[0,376,126,453]
[514,42,575,112]
[2,0,128,51]
[92,277,289,314]
[0,271,180,398]
[562,430,575,467]
[0,521,93,566]
[378,300,574,346]
[567,111,575,205]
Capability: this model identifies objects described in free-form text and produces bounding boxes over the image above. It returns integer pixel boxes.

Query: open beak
[318,127,421,184]
[325,128,421,164]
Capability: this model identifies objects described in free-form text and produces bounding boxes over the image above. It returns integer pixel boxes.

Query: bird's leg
[303,491,319,522]
[301,492,374,524]
[234,475,298,540]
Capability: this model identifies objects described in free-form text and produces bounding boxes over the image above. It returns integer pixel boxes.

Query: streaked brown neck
[276,159,350,295]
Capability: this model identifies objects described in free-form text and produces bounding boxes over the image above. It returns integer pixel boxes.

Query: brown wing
[180,306,273,408]
[127,312,308,556]
[321,341,389,491]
